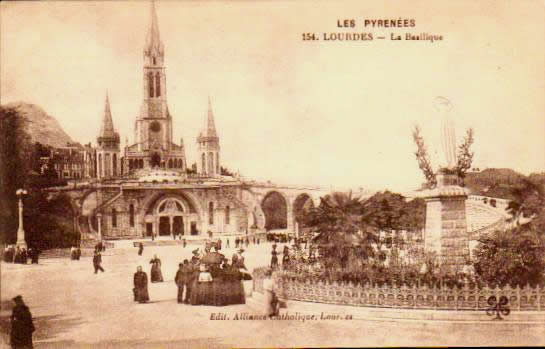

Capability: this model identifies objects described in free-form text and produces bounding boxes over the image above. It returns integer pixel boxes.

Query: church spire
[206,96,218,138]
[145,0,163,55]
[99,93,115,139]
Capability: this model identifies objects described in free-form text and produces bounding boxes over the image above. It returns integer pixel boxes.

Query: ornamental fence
[253,268,545,311]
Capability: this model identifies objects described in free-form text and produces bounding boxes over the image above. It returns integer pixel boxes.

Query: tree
[412,125,437,188]
[455,128,474,182]
[0,106,34,243]
[506,178,545,227]
[473,227,545,286]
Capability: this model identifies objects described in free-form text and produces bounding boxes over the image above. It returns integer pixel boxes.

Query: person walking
[133,266,150,303]
[10,295,35,348]
[138,242,144,256]
[93,250,105,274]
[226,238,230,248]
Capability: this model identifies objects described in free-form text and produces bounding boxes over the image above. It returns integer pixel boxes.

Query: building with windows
[64,0,323,241]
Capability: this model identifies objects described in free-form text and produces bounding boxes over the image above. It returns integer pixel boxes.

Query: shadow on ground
[0,313,85,347]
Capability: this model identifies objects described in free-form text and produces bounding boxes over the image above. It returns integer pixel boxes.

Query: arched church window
[112,208,117,228]
[209,202,214,225]
[152,57,156,65]
[216,153,220,175]
[225,205,230,225]
[148,72,154,98]
[155,72,161,97]
[168,159,172,168]
[201,153,206,174]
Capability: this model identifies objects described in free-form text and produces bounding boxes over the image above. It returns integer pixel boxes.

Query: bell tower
[197,97,221,176]
[96,93,120,179]
[125,0,186,173]
[134,0,172,155]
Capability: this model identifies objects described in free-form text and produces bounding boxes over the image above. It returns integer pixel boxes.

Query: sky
[1,0,544,192]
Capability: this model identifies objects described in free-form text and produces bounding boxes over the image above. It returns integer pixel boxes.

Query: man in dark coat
[174,263,184,303]
[138,242,144,256]
[186,256,200,303]
[10,295,35,348]
[93,251,105,274]
[133,266,150,303]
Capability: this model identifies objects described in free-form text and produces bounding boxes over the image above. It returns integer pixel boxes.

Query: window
[129,204,135,227]
[209,202,214,225]
[112,153,117,176]
[112,208,117,228]
[148,72,154,97]
[201,153,206,174]
[225,205,230,225]
[155,72,161,97]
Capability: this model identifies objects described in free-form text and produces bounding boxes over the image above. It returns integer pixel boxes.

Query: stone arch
[261,190,289,230]
[293,193,315,234]
[143,191,203,237]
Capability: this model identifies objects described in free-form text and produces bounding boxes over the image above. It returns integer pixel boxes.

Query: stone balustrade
[253,268,545,311]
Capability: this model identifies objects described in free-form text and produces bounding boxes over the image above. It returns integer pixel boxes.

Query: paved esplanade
[2,242,544,348]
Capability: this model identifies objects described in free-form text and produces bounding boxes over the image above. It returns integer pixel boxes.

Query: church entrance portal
[153,197,199,237]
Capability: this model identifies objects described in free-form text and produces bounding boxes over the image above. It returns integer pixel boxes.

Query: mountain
[3,102,73,148]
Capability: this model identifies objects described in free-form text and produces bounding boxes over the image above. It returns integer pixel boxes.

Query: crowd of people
[3,245,40,264]
[133,245,250,306]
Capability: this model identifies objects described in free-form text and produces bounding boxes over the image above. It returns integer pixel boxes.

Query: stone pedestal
[422,170,470,273]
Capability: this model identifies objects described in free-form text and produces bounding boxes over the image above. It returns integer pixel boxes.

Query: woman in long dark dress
[133,266,150,303]
[190,264,213,305]
[229,264,246,304]
[149,255,164,282]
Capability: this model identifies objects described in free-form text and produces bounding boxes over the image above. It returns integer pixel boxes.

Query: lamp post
[15,189,28,248]
[96,212,103,241]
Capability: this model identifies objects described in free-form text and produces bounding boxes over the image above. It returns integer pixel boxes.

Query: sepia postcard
[1,0,544,348]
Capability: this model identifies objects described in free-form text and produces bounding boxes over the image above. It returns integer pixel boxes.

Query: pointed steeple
[206,96,218,138]
[99,93,115,138]
[145,0,163,54]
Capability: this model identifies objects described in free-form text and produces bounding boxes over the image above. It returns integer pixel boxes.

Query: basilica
[67,1,323,241]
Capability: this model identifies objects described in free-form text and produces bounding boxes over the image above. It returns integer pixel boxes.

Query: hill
[2,102,73,148]
[465,168,543,200]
